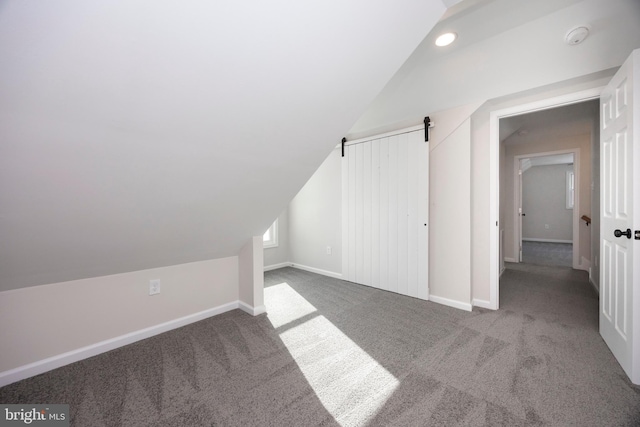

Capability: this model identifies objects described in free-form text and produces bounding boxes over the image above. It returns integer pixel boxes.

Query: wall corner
[239,236,265,315]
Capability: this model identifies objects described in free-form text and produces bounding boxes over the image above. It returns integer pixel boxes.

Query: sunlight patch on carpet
[265,282,399,425]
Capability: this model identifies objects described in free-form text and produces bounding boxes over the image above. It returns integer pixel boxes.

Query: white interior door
[600,49,639,385]
[342,128,429,300]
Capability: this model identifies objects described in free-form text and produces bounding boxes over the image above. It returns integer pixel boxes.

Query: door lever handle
[614,228,632,239]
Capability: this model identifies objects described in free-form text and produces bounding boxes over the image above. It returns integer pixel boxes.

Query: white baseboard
[522,238,572,244]
[504,257,517,263]
[290,263,342,280]
[472,298,493,310]
[579,256,591,272]
[429,295,472,312]
[0,300,248,388]
[264,262,292,272]
[263,261,342,280]
[239,302,266,316]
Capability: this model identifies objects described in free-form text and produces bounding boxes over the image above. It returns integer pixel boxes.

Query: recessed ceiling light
[435,32,457,47]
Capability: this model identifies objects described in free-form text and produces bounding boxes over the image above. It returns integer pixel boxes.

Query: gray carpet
[1,266,639,426]
[522,241,573,267]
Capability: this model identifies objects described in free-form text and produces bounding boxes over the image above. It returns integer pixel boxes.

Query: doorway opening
[499,100,598,275]
[488,50,639,385]
[515,151,577,268]
[488,88,601,310]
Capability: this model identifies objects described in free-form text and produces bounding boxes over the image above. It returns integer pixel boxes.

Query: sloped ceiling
[350,0,640,137]
[0,0,449,291]
[500,99,599,145]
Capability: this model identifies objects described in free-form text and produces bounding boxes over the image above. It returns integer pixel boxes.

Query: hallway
[521,241,573,267]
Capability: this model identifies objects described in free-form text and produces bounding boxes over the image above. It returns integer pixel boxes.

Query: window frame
[566,170,575,209]
[263,219,279,248]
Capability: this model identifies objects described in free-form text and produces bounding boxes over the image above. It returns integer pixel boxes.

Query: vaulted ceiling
[1,0,639,292]
[500,99,599,146]
[0,0,449,291]
[349,0,640,138]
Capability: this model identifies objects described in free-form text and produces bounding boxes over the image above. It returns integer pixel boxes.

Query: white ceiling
[500,99,599,145]
[521,154,575,173]
[0,0,448,291]
[1,0,639,291]
[349,0,640,137]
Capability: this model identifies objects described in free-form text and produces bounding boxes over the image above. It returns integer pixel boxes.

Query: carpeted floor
[1,266,639,426]
[522,241,573,267]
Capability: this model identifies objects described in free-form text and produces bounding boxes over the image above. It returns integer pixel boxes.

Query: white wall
[429,118,472,309]
[285,75,608,310]
[522,164,574,241]
[264,209,290,268]
[285,104,478,311]
[0,256,239,378]
[0,0,446,293]
[239,236,265,314]
[288,148,342,276]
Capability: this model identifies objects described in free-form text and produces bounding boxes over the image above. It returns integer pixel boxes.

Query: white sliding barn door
[600,49,640,385]
[342,128,428,300]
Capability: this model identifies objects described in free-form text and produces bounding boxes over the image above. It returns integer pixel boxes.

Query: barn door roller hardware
[341,137,347,157]
[424,116,434,142]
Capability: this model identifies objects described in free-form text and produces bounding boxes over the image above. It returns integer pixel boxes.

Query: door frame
[489,87,602,309]
[513,150,580,269]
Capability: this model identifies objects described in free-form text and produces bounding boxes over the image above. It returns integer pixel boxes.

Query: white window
[566,170,575,209]
[263,219,278,248]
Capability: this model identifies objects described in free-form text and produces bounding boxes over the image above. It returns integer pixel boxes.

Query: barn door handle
[614,228,632,239]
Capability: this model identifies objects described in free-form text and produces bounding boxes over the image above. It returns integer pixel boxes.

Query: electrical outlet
[326,246,332,255]
[149,279,161,295]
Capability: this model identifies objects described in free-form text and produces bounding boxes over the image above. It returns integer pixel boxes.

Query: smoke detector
[565,26,589,45]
